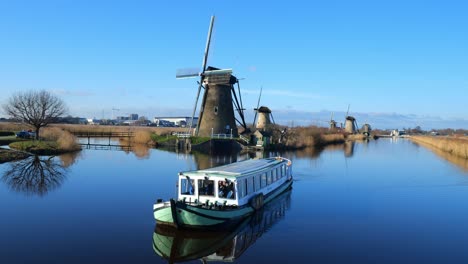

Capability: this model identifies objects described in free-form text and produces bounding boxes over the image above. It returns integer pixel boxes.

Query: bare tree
[2,90,67,139]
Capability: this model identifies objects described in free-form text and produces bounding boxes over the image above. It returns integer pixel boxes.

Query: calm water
[1,138,468,263]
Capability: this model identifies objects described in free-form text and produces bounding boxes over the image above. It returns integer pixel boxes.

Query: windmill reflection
[153,189,291,263]
[2,155,67,196]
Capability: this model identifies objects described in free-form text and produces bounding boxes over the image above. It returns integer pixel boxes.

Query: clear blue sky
[0,0,467,128]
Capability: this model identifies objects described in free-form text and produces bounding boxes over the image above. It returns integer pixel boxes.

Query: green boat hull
[153,188,292,262]
[154,179,293,230]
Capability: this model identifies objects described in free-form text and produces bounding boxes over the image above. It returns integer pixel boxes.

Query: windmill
[329,112,337,130]
[344,104,358,134]
[176,16,248,137]
[252,87,275,130]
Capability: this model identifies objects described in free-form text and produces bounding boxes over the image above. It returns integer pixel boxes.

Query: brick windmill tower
[177,16,247,137]
[252,87,275,130]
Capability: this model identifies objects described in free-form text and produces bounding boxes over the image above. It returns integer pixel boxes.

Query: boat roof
[182,158,286,179]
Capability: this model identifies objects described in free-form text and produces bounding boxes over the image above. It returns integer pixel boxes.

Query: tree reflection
[2,155,67,196]
[58,151,81,168]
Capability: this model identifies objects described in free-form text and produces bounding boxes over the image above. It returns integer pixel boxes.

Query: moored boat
[153,157,293,230]
[153,189,292,263]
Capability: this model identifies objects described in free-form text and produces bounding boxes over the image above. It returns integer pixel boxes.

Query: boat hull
[154,178,293,230]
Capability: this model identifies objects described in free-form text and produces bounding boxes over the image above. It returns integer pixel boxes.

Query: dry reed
[346,134,367,141]
[41,127,81,151]
[411,136,468,159]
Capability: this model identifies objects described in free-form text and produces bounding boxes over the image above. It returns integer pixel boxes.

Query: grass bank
[8,127,81,155]
[0,148,31,163]
[410,136,468,159]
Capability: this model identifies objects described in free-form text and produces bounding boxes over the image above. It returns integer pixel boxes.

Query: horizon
[0,1,467,129]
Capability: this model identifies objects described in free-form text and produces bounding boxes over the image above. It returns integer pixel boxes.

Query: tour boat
[153,157,293,230]
[153,189,292,262]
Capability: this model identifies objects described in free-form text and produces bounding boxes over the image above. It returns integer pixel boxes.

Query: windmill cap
[257,106,271,113]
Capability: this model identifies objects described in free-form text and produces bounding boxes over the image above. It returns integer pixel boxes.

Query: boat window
[272,169,277,182]
[277,167,281,179]
[267,172,272,185]
[238,179,246,198]
[282,165,286,177]
[261,173,267,187]
[247,177,254,194]
[254,175,260,191]
[198,179,215,196]
[180,178,195,195]
[218,180,236,199]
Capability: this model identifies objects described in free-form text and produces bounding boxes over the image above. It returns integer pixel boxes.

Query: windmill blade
[176,68,200,79]
[188,16,215,136]
[346,104,350,117]
[270,113,276,125]
[253,86,263,127]
[231,85,248,131]
[236,80,245,118]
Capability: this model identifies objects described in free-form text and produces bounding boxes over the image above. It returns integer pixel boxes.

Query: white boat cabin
[177,157,292,207]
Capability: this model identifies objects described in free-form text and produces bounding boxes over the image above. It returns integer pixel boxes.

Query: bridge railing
[173,132,191,138]
[70,131,134,138]
[211,133,234,139]
[239,134,250,144]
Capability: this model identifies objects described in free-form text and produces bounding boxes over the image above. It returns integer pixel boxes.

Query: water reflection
[192,151,244,170]
[1,155,67,196]
[413,141,468,172]
[80,137,152,159]
[58,151,82,168]
[153,189,291,263]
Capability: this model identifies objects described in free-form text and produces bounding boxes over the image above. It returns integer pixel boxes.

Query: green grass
[9,140,65,155]
[151,134,177,144]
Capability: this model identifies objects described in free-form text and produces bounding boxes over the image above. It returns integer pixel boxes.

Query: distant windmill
[344,104,358,134]
[176,16,247,137]
[252,87,275,130]
[329,112,337,130]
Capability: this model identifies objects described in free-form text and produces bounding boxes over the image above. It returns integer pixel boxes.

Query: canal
[1,138,467,263]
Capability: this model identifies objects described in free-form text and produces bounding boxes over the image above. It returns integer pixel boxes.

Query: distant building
[153,117,199,127]
[116,116,130,121]
[87,118,101,125]
[130,114,139,120]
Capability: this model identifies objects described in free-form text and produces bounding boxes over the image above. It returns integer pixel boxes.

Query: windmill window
[214,106,218,115]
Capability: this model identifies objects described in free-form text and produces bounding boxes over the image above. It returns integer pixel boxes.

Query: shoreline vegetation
[410,136,468,159]
[0,124,82,162]
[0,122,373,162]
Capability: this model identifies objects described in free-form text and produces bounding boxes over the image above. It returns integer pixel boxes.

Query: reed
[0,122,31,132]
[410,136,468,159]
[39,127,81,151]
[345,134,367,141]
[282,126,345,148]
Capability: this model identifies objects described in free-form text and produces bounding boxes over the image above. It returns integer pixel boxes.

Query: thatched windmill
[252,87,275,130]
[176,16,247,137]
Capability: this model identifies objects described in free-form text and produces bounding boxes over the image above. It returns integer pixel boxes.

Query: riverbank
[0,148,31,163]
[410,136,468,159]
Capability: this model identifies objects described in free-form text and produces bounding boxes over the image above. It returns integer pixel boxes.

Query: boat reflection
[1,155,67,196]
[153,189,292,263]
